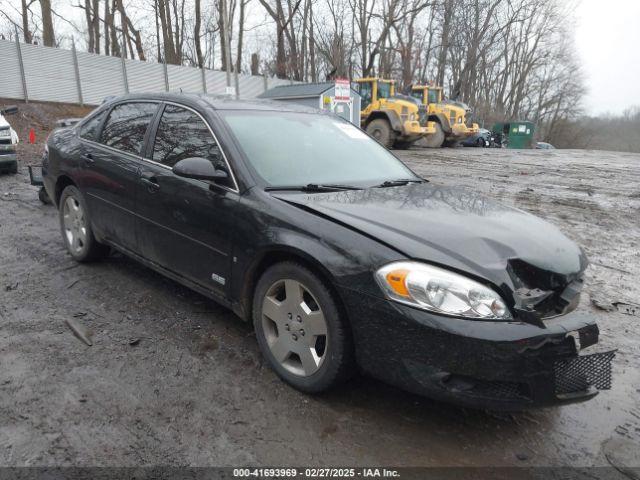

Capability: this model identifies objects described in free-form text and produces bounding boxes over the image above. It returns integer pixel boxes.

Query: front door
[78,102,159,250]
[135,103,239,298]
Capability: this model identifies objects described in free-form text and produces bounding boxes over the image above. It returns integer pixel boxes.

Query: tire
[366,118,396,149]
[38,187,52,205]
[58,185,109,262]
[420,122,445,148]
[10,162,18,174]
[252,261,354,393]
[477,137,485,147]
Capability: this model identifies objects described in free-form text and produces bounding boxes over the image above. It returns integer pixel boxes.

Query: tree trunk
[436,0,453,86]
[250,53,259,75]
[309,4,316,82]
[84,0,94,52]
[92,0,100,54]
[39,0,55,46]
[194,0,204,67]
[104,0,110,56]
[21,0,33,44]
[236,0,246,73]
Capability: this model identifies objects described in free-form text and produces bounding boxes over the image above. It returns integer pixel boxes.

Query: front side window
[221,111,417,188]
[357,82,372,109]
[377,82,392,99]
[79,109,107,142]
[152,104,232,187]
[100,102,158,155]
[410,90,423,102]
[427,89,439,104]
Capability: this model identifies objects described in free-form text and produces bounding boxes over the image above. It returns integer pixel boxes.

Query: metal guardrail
[0,38,296,105]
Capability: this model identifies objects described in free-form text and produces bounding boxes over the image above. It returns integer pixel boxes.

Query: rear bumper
[0,153,17,171]
[341,289,614,410]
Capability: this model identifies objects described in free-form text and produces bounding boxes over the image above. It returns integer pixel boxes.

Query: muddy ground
[1,102,639,472]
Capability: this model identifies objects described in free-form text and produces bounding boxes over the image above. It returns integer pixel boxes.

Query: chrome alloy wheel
[261,279,329,377]
[62,196,87,254]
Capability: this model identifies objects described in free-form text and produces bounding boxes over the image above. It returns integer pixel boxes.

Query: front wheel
[58,185,109,262]
[252,262,354,393]
[366,119,396,149]
[419,122,445,148]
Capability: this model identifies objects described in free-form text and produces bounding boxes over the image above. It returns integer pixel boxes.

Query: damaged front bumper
[343,291,615,410]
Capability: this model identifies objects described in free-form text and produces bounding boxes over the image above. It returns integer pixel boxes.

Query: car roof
[102,92,321,114]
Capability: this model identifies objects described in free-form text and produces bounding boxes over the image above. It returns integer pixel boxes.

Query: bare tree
[39,0,55,46]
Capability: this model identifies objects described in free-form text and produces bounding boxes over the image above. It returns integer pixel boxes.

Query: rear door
[135,103,239,298]
[78,102,159,250]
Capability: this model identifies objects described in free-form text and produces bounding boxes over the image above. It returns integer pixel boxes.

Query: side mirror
[172,157,228,182]
[0,106,18,115]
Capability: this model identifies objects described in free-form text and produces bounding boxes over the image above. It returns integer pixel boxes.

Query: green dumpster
[492,121,535,149]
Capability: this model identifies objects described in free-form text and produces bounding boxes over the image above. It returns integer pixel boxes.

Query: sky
[575,0,640,115]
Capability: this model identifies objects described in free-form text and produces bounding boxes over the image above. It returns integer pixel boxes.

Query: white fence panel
[126,60,166,94]
[0,39,304,105]
[269,77,295,89]
[77,52,126,105]
[239,76,265,99]
[0,40,24,100]
[167,64,203,93]
[205,70,228,96]
[20,43,78,103]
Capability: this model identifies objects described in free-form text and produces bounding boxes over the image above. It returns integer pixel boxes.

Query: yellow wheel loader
[353,78,436,149]
[410,85,479,148]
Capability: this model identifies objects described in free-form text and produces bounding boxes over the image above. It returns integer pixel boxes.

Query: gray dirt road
[0,146,639,469]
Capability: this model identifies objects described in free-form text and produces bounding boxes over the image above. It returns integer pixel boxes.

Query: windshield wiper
[374,178,425,188]
[265,183,362,192]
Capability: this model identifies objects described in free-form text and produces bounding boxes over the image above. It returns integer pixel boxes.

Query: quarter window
[152,104,232,188]
[100,102,158,155]
[79,109,107,142]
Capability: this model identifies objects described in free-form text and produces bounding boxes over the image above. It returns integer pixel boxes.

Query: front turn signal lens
[385,269,410,297]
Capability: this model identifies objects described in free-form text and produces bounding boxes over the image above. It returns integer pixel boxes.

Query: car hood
[274,183,587,321]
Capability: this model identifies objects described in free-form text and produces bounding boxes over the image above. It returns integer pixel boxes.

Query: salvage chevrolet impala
[42,94,614,410]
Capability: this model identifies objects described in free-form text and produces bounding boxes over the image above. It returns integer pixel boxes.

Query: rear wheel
[366,118,396,149]
[252,262,354,393]
[420,122,445,148]
[59,185,109,262]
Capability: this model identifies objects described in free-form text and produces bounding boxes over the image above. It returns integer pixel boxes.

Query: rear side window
[79,109,107,142]
[152,104,233,188]
[100,102,158,155]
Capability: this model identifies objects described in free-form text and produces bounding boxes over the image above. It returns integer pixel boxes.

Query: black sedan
[42,93,614,410]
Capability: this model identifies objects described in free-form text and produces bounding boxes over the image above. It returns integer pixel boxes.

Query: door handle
[81,153,95,166]
[140,175,160,193]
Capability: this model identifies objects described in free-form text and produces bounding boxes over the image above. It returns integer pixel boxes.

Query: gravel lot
[1,127,639,471]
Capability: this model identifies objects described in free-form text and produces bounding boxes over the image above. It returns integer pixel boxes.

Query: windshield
[221,111,418,188]
[378,82,392,99]
[427,89,439,104]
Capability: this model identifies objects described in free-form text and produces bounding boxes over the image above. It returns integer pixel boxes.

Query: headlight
[375,261,512,320]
